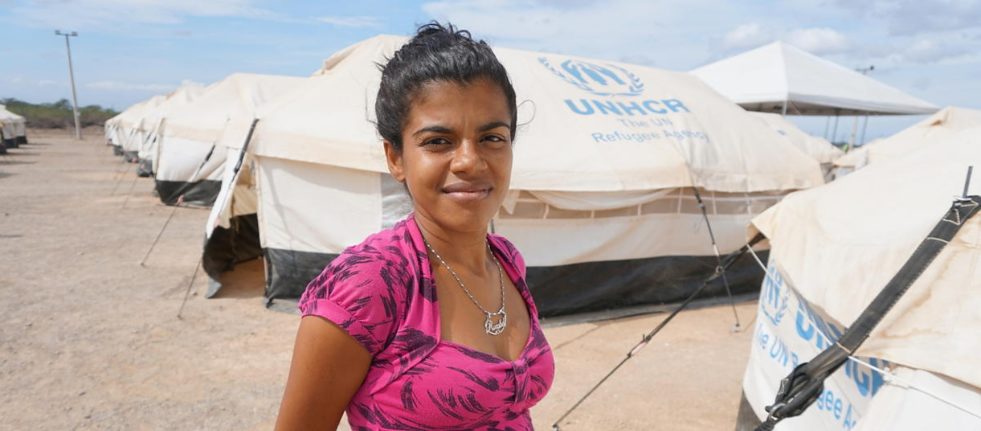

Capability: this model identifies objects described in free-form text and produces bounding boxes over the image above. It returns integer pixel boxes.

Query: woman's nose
[450,138,485,174]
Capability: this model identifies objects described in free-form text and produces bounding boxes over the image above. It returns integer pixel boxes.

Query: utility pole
[55,30,82,140]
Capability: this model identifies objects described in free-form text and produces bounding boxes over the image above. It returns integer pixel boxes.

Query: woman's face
[384,77,513,235]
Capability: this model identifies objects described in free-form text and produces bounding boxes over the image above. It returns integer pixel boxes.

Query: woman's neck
[414,212,491,275]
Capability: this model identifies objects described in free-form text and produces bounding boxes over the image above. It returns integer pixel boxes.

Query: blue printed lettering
[565,99,595,115]
[617,101,646,116]
[642,100,668,114]
[664,99,690,112]
[592,100,623,115]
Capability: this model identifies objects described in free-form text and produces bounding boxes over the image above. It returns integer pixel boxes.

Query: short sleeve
[298,248,404,356]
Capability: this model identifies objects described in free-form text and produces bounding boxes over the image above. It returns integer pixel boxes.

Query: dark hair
[375,22,517,152]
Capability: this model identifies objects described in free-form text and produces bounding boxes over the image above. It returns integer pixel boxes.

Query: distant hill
[1,98,119,129]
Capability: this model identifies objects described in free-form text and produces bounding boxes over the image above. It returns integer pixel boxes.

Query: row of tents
[0,104,29,153]
[102,35,980,429]
[105,35,844,316]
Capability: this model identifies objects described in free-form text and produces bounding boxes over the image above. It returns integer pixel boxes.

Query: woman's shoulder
[300,220,419,308]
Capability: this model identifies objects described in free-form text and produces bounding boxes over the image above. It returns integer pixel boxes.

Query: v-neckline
[412,218,534,364]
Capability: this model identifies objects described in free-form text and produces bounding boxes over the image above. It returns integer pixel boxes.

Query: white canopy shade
[692,41,939,116]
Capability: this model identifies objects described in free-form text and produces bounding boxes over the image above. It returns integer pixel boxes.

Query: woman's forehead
[405,79,512,129]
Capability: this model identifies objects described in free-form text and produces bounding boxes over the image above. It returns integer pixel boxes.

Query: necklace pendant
[484,310,507,336]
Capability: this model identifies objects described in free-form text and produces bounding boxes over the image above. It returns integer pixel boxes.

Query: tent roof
[160,73,305,143]
[835,106,981,168]
[749,112,842,164]
[0,105,26,122]
[252,35,824,193]
[751,125,981,388]
[691,41,939,116]
[110,95,168,130]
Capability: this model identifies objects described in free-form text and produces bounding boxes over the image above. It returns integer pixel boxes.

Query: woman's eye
[424,137,451,146]
[483,135,507,144]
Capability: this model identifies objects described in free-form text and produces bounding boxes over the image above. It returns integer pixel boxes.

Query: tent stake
[177,258,203,320]
[139,198,182,267]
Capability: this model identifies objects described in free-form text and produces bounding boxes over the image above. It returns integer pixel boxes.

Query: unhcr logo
[539,57,644,97]
[760,263,788,326]
[540,56,690,117]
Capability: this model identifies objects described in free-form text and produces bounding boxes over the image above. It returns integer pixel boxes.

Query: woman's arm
[275,316,372,430]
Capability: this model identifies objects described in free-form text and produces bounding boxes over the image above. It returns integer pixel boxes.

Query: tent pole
[781,101,787,116]
[823,116,830,139]
[860,115,870,145]
[831,111,840,147]
[848,114,860,152]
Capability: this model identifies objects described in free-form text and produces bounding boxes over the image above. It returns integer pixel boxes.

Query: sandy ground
[0,129,758,430]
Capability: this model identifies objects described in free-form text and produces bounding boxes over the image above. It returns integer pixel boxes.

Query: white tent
[691,42,938,116]
[206,35,825,314]
[834,106,981,172]
[740,126,981,429]
[750,112,843,181]
[0,105,28,148]
[136,83,207,168]
[106,96,164,154]
[150,73,304,206]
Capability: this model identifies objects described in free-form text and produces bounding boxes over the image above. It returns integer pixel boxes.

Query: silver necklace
[423,238,507,336]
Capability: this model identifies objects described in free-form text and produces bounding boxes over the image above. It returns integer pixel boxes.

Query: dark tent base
[259,247,769,317]
[202,214,263,298]
[15,136,27,145]
[154,179,220,207]
[123,150,139,163]
[112,145,124,156]
[0,141,6,154]
[136,159,153,177]
[3,137,18,149]
[734,391,763,431]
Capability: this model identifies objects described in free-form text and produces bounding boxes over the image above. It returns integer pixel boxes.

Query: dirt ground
[0,129,759,430]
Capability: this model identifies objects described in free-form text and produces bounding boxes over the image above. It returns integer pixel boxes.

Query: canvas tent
[205,35,825,315]
[750,112,843,179]
[136,84,207,172]
[150,73,304,206]
[834,106,981,172]
[0,105,28,148]
[738,126,981,429]
[691,42,938,116]
[107,95,169,161]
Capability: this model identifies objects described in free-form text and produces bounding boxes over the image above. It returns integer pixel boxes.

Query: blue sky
[2,0,980,142]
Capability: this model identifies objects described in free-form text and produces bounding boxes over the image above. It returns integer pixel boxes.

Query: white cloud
[832,0,981,36]
[902,38,976,63]
[12,0,279,31]
[317,16,383,28]
[721,23,772,52]
[784,27,849,55]
[422,0,741,69]
[86,80,177,92]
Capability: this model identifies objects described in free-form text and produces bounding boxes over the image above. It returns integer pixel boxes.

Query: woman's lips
[442,183,492,202]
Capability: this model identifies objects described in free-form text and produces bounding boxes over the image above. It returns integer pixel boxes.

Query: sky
[1,0,980,142]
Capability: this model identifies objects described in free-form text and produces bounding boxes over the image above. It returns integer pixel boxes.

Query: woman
[275,23,554,430]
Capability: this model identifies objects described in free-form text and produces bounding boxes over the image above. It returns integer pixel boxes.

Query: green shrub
[1,98,119,128]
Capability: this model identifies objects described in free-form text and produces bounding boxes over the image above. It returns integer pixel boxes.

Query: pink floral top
[299,215,555,430]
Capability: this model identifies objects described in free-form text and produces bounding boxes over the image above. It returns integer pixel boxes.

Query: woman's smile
[442,182,493,202]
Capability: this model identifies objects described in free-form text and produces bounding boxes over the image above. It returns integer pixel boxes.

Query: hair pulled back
[375,22,517,152]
